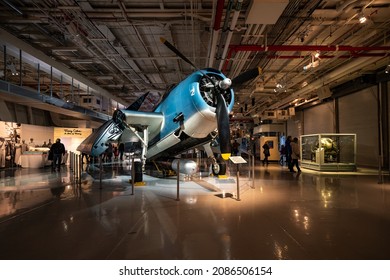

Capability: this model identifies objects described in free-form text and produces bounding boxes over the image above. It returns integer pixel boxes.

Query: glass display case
[300,134,356,171]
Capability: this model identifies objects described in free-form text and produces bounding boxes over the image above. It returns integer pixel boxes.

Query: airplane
[77,38,261,181]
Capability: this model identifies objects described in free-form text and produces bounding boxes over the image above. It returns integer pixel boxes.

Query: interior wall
[302,102,335,134]
[286,111,302,138]
[338,86,378,167]
[20,124,53,146]
[289,85,384,169]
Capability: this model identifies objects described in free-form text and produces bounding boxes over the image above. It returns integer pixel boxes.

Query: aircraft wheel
[212,159,226,176]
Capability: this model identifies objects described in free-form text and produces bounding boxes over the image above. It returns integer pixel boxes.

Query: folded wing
[77,110,164,157]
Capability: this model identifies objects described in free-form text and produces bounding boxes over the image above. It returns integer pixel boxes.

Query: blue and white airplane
[77,38,260,178]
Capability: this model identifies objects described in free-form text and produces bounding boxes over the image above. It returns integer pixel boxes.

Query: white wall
[20,124,53,146]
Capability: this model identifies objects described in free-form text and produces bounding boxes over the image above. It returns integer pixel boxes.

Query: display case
[300,134,356,171]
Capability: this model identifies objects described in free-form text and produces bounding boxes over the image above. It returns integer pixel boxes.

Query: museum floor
[0,160,390,260]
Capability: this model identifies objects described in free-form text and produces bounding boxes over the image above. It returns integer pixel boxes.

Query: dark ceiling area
[1,0,390,120]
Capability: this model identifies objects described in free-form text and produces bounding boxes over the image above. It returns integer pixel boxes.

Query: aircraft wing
[77,110,163,157]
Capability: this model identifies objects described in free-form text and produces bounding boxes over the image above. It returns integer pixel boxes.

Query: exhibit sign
[54,127,92,139]
[54,127,92,153]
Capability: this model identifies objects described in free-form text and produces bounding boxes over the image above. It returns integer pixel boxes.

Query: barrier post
[131,157,135,195]
[176,160,180,201]
[78,153,82,185]
[99,155,102,188]
[236,164,240,201]
[252,154,255,189]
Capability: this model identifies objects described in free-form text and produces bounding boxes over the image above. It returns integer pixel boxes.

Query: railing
[0,79,110,122]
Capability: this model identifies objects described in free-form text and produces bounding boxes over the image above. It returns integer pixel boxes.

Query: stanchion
[176,160,180,201]
[99,155,102,188]
[236,164,240,201]
[378,155,383,184]
[72,152,76,176]
[75,153,79,182]
[69,151,71,171]
[78,153,82,185]
[251,154,255,189]
[248,154,251,180]
[131,157,135,195]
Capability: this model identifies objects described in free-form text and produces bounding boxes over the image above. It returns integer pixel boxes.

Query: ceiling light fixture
[385,64,390,74]
[274,82,286,92]
[358,12,367,23]
[303,60,319,71]
[303,52,321,71]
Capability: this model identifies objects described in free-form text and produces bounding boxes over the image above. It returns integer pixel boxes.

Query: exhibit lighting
[303,52,321,71]
[358,12,367,23]
[274,81,286,93]
[385,64,390,74]
[303,60,319,70]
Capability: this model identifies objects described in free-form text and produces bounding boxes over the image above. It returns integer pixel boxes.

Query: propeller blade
[160,37,198,70]
[215,92,231,161]
[232,67,262,86]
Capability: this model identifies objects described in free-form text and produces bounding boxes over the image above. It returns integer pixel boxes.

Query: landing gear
[211,157,227,176]
[203,143,228,176]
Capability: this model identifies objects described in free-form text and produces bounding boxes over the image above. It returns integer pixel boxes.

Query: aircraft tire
[212,159,226,176]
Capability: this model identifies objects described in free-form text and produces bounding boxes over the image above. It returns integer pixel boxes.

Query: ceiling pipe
[228,44,390,53]
[269,54,385,110]
[218,0,243,70]
[227,24,265,77]
[264,53,389,59]
[207,0,225,68]
[215,0,234,63]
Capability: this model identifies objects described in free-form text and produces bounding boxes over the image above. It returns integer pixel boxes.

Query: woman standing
[291,137,301,173]
[262,141,270,166]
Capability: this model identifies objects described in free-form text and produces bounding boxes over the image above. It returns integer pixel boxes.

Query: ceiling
[1,0,390,120]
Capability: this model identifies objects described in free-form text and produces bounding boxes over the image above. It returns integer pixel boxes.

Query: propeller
[215,89,231,160]
[160,37,198,70]
[160,38,260,161]
[232,67,262,86]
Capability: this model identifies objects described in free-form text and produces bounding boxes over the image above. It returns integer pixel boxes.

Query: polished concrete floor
[0,160,390,260]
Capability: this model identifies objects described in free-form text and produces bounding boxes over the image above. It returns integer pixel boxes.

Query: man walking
[50,138,66,171]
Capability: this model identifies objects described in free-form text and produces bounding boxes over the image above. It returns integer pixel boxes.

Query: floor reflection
[0,162,390,259]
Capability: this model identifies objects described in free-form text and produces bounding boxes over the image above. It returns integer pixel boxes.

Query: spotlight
[314,51,320,59]
[303,60,319,70]
[358,12,367,23]
[385,65,390,74]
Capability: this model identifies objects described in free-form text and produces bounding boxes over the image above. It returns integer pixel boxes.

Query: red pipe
[214,0,225,31]
[266,53,389,59]
[229,44,390,53]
